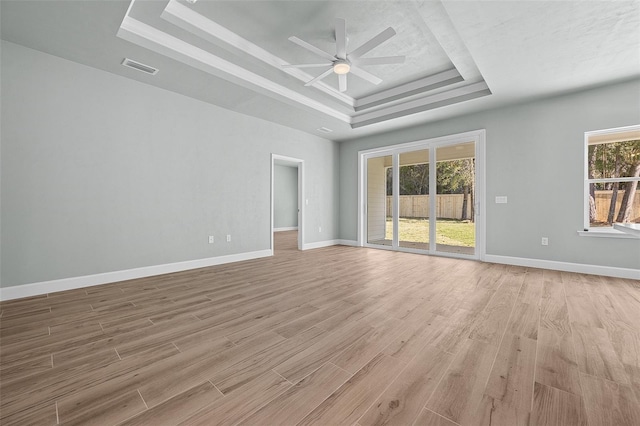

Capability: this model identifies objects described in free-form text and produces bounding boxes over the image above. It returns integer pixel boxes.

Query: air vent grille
[121,58,159,75]
[317,127,333,133]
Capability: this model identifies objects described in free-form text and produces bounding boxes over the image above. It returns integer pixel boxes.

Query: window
[584,125,640,232]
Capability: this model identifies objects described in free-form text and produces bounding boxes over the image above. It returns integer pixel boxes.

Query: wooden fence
[594,190,640,223]
[387,190,640,222]
[386,194,472,219]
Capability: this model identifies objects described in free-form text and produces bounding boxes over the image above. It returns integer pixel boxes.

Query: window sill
[577,229,640,239]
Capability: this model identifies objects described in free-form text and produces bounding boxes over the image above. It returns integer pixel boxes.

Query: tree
[587,144,598,223]
[435,158,475,221]
[607,145,621,224]
[459,159,474,221]
[400,164,429,195]
[616,157,640,223]
[589,139,640,224]
[385,158,475,221]
[615,140,640,223]
[387,164,430,196]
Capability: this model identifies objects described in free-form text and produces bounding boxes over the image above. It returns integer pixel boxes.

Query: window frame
[582,124,640,237]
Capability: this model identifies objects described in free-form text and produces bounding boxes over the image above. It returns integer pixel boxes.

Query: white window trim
[577,228,638,239]
[581,124,640,239]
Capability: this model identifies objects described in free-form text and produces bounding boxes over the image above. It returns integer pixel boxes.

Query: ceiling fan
[283,18,405,93]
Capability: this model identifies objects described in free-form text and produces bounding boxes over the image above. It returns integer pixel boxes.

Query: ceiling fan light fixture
[333,61,351,75]
[288,18,401,91]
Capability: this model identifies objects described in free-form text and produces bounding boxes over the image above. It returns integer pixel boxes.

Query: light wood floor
[1,231,639,425]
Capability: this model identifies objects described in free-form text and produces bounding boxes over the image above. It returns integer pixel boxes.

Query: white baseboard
[337,239,360,247]
[0,249,273,301]
[5,248,633,301]
[274,227,298,232]
[302,240,341,250]
[301,239,361,250]
[484,254,640,280]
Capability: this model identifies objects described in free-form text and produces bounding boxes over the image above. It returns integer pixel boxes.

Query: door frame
[271,154,304,252]
[357,129,486,261]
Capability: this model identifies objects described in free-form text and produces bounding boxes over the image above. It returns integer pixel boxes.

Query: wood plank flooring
[1,231,639,425]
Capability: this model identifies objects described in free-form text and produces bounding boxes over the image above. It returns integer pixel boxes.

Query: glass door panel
[435,142,476,255]
[398,149,429,250]
[367,155,392,246]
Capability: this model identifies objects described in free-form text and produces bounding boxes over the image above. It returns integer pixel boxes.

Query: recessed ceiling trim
[352,81,490,126]
[117,15,352,123]
[161,0,354,107]
[354,68,464,110]
[352,89,491,129]
[356,76,465,112]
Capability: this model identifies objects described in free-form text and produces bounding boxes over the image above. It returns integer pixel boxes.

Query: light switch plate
[495,196,508,204]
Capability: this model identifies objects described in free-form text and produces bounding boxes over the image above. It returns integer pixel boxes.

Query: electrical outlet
[208,236,214,244]
[318,226,322,233]
[541,237,548,246]
[226,234,231,242]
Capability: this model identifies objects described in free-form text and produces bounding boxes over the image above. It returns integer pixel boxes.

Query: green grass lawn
[385,218,475,247]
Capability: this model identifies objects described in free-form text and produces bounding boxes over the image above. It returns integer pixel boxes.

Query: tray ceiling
[117,0,491,130]
[1,0,639,141]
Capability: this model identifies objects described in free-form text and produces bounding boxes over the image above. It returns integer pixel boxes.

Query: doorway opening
[358,130,485,260]
[271,154,304,253]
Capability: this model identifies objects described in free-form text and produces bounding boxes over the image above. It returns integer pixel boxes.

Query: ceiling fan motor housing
[333,59,351,74]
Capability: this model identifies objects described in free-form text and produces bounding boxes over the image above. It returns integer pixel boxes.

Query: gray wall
[274,164,298,229]
[1,41,339,288]
[339,78,640,269]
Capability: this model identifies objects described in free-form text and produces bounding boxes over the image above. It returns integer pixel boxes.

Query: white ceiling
[1,0,639,141]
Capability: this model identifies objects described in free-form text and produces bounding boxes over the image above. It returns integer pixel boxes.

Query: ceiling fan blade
[335,18,347,60]
[304,67,334,86]
[288,36,336,61]
[349,27,396,59]
[350,66,382,85]
[338,74,347,92]
[352,56,405,66]
[282,63,332,68]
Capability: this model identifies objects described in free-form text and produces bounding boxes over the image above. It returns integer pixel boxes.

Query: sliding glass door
[435,142,476,256]
[366,155,392,246]
[398,149,430,250]
[362,132,484,260]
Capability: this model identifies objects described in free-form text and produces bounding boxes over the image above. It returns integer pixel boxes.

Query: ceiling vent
[121,58,159,75]
[317,127,333,133]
